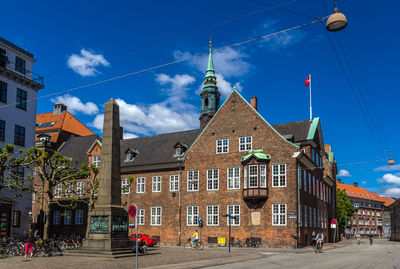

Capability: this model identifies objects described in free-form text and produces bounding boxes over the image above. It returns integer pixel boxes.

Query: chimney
[53,103,67,115]
[353,182,358,187]
[250,97,258,111]
[336,179,341,184]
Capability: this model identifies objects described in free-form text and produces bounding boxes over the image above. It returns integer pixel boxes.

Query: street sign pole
[136,214,138,269]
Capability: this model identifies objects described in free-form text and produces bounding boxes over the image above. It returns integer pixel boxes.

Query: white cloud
[123,132,138,139]
[51,94,98,115]
[337,169,351,177]
[174,47,250,79]
[257,20,306,52]
[383,187,400,198]
[380,173,400,185]
[67,49,110,76]
[361,180,367,185]
[374,164,400,172]
[89,73,199,136]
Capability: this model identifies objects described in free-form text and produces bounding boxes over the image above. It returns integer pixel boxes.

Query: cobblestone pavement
[0,246,260,269]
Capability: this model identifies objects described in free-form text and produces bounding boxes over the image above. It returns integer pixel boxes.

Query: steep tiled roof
[36,111,94,138]
[272,120,312,143]
[121,129,201,167]
[58,135,101,166]
[337,183,393,206]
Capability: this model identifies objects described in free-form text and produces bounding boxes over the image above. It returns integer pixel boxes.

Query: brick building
[337,181,394,238]
[33,47,338,247]
[389,199,400,241]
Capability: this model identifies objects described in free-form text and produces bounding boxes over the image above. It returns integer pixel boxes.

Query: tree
[336,189,355,229]
[0,144,32,200]
[17,147,92,239]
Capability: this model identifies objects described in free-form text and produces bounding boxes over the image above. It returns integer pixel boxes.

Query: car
[129,234,158,246]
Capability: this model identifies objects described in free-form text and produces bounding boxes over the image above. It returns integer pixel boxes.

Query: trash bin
[218,237,226,247]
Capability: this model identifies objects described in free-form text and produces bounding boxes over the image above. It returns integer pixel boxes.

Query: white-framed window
[151,207,162,226]
[260,165,267,187]
[216,139,229,154]
[53,211,60,225]
[122,178,131,194]
[309,207,312,227]
[75,210,83,225]
[303,169,307,191]
[64,210,72,225]
[313,176,316,196]
[92,155,101,167]
[77,182,84,196]
[227,167,240,190]
[170,174,179,192]
[308,173,312,193]
[152,176,161,192]
[54,183,62,198]
[207,205,219,226]
[298,166,302,190]
[304,205,308,227]
[187,170,199,191]
[207,168,219,191]
[187,206,199,226]
[227,205,240,226]
[244,166,247,188]
[32,192,35,203]
[137,177,145,193]
[249,165,258,188]
[272,203,286,226]
[138,209,145,225]
[272,163,286,187]
[239,136,252,151]
[65,182,73,198]
[316,179,319,198]
[317,209,320,228]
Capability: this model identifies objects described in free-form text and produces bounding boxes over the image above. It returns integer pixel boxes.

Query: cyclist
[192,230,199,247]
[315,232,324,250]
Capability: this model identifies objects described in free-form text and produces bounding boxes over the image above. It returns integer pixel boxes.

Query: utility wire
[42,0,298,78]
[0,18,323,111]
[248,0,320,20]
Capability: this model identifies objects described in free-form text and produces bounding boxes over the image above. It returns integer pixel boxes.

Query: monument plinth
[81,98,131,257]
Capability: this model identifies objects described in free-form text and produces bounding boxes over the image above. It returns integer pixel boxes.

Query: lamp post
[326,0,348,32]
[222,214,238,253]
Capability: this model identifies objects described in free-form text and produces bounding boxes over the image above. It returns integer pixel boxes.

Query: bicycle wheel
[194,242,204,250]
[184,241,192,249]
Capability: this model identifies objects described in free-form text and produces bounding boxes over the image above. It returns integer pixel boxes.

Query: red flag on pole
[305,75,310,87]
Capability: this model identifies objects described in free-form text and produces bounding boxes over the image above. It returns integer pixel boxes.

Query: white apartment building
[0,37,43,238]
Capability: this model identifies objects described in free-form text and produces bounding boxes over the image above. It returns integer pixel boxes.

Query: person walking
[24,229,35,258]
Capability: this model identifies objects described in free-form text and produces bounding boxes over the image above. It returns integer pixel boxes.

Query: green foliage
[336,189,355,228]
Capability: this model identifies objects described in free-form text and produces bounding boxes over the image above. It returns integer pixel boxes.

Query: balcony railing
[0,55,44,87]
[243,187,269,199]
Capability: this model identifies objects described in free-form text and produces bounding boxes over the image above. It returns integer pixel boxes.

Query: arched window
[205,98,209,107]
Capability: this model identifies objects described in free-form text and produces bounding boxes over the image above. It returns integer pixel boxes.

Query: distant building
[389,199,400,241]
[0,37,44,238]
[35,103,95,149]
[337,181,394,238]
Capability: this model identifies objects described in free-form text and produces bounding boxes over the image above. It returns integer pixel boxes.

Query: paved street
[207,239,400,269]
[1,239,399,269]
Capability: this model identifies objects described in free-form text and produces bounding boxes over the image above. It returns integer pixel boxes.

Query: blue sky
[2,0,399,197]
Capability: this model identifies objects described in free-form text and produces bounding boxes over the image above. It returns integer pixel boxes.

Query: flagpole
[309,74,312,120]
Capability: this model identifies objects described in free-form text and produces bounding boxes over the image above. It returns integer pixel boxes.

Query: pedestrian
[24,229,35,258]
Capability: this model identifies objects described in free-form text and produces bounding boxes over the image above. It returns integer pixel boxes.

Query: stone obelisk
[82,98,131,256]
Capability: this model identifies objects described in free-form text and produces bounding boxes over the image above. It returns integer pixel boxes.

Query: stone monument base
[72,205,133,258]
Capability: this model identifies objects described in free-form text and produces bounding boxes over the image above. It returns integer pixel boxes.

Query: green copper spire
[199,37,220,129]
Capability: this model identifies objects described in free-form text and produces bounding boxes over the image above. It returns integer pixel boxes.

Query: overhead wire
[42,0,298,78]
[0,18,323,111]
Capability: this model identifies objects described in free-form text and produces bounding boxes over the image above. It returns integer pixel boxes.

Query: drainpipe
[297,161,301,248]
[177,156,184,246]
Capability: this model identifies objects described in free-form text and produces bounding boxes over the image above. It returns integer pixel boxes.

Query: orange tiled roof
[337,183,394,206]
[36,111,94,138]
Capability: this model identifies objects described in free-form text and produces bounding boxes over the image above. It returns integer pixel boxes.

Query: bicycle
[314,241,323,253]
[184,237,204,250]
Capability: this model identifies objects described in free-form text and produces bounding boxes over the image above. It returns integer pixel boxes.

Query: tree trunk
[43,196,51,240]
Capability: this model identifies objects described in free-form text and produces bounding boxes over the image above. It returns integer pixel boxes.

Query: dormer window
[173,142,187,157]
[124,148,138,162]
[37,134,51,141]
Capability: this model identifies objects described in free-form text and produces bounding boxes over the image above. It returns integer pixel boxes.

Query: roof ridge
[122,128,200,142]
[272,119,313,126]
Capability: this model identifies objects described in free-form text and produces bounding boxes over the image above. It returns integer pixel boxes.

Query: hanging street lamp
[326,0,348,32]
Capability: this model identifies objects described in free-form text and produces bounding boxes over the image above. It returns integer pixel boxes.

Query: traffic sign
[331,219,337,224]
[331,223,336,229]
[128,204,137,218]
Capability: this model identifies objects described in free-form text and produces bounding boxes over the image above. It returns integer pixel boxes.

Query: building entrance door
[0,204,12,237]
